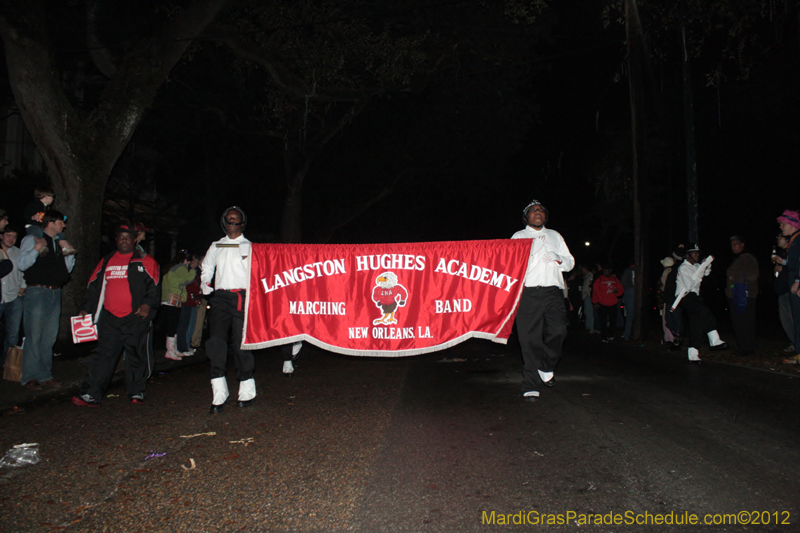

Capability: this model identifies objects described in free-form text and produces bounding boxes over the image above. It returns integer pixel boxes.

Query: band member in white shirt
[512,200,574,402]
[201,206,255,413]
[672,244,728,362]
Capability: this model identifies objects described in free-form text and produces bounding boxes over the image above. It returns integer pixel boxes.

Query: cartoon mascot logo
[371,271,409,325]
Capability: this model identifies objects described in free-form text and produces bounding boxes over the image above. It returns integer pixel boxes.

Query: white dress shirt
[676,260,710,296]
[201,234,251,295]
[511,225,574,289]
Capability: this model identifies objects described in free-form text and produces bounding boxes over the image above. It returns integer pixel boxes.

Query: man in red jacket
[592,266,623,342]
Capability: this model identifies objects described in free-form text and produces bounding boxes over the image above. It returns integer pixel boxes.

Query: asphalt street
[1,333,799,532]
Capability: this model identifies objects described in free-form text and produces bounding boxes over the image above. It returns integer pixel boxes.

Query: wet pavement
[1,331,799,532]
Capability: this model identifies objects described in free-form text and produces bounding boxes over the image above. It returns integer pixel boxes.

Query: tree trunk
[627,0,649,340]
[280,151,310,244]
[682,24,699,245]
[0,0,227,338]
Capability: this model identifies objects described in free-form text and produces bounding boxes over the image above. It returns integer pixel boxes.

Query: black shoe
[709,342,729,351]
[522,391,539,403]
[209,403,225,414]
[542,377,556,388]
[237,399,255,408]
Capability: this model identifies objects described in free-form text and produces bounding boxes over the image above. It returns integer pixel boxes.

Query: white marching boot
[237,378,256,407]
[687,347,702,363]
[538,369,555,388]
[707,330,729,350]
[283,342,302,376]
[210,377,229,413]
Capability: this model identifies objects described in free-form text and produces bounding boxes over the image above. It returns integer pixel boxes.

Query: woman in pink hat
[778,209,800,363]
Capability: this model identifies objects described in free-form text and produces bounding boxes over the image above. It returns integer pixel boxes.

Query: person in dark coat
[725,235,758,355]
[72,225,160,406]
[778,209,800,364]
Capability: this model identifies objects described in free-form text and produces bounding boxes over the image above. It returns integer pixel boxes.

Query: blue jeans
[0,296,23,361]
[583,296,594,330]
[21,286,61,385]
[185,306,198,349]
[622,290,635,339]
[176,305,197,353]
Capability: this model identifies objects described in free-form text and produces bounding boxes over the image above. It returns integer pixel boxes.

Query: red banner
[243,239,533,356]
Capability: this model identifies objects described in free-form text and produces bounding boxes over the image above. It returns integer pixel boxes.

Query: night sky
[3,0,800,300]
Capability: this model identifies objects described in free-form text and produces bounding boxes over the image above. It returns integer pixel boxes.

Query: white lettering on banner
[355,254,426,272]
[289,301,346,315]
[433,258,519,292]
[348,326,431,339]
[261,259,346,293]
[372,327,415,339]
[348,327,369,339]
[435,299,473,313]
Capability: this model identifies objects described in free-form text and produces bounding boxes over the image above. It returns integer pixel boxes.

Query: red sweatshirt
[592,274,624,306]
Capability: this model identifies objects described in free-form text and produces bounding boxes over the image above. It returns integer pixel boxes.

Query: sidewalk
[0,341,203,413]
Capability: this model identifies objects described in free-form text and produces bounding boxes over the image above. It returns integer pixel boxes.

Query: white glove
[201,282,213,295]
[542,252,562,264]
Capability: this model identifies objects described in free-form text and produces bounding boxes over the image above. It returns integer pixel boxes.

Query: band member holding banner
[512,200,574,402]
[201,206,255,413]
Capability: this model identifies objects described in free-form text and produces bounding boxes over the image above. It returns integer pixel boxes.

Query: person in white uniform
[671,244,728,363]
[512,200,574,402]
[201,206,255,413]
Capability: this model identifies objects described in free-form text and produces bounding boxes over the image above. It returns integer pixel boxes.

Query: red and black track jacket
[83,249,160,320]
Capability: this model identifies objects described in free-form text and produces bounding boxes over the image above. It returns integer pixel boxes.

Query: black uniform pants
[680,293,718,349]
[515,286,568,393]
[206,290,253,381]
[81,309,154,399]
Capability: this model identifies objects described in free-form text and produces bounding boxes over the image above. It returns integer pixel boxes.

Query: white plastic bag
[0,443,40,467]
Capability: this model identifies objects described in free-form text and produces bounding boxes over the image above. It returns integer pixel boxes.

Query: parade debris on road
[179,432,217,439]
[0,443,40,468]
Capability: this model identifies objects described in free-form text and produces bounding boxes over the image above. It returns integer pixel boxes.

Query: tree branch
[205,23,412,102]
[319,168,413,243]
[85,0,117,78]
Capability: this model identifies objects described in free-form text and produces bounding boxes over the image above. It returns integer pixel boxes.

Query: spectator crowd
[1,186,799,409]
